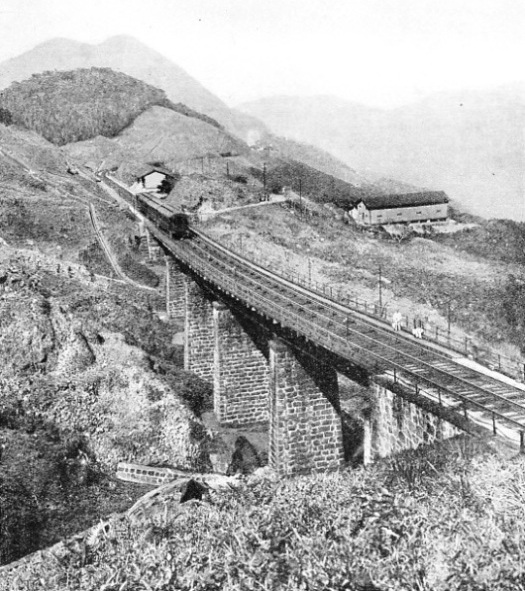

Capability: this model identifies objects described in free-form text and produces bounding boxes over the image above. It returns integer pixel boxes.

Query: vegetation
[5,437,525,590]
[502,274,525,352]
[0,68,221,145]
[0,107,12,125]
[433,218,525,265]
[250,159,379,205]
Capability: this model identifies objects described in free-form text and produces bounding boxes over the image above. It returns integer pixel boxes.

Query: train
[136,192,190,239]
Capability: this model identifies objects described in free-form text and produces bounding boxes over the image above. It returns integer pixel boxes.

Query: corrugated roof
[357,191,449,210]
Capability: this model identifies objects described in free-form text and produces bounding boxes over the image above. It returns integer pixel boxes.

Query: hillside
[0,120,224,565]
[64,105,248,182]
[201,198,525,360]
[239,89,525,221]
[0,36,265,140]
[0,68,221,145]
[0,37,439,203]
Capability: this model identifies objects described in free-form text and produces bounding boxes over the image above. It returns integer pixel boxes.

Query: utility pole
[308,257,312,287]
[226,161,229,178]
[263,162,267,191]
[299,178,302,213]
[378,265,383,312]
[447,301,451,343]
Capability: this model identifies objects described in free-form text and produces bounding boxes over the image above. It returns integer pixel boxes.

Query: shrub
[0,107,12,126]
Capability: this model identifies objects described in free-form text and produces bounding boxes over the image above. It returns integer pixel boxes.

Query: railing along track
[151,228,525,434]
[190,232,525,414]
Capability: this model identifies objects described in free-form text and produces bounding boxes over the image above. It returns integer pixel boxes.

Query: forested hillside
[0,68,220,145]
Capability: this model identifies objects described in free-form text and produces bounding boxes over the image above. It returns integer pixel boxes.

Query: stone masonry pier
[213,302,269,426]
[184,278,215,382]
[165,256,186,318]
[269,339,344,475]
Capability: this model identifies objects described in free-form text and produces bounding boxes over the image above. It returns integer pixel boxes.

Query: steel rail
[161,232,525,433]
[188,232,525,417]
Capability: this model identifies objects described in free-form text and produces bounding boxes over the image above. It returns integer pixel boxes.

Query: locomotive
[136,193,190,239]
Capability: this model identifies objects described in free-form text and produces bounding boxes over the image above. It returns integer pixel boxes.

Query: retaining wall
[371,383,462,458]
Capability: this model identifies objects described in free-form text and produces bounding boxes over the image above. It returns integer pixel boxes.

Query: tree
[0,107,12,126]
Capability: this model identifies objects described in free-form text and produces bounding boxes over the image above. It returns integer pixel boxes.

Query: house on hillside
[350,191,449,225]
[133,166,178,196]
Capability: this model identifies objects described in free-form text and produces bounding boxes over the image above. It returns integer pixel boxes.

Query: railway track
[154,228,525,438]
[98,175,525,441]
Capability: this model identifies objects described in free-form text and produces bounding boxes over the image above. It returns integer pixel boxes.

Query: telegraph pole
[299,178,302,212]
[263,163,267,190]
[447,301,451,343]
[378,264,383,311]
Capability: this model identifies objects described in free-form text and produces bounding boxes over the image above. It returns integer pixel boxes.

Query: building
[134,166,178,196]
[350,191,449,225]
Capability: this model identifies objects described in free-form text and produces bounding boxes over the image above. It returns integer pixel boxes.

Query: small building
[135,166,177,195]
[350,191,449,225]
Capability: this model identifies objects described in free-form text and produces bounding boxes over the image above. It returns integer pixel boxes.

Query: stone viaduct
[163,252,463,476]
[103,175,521,476]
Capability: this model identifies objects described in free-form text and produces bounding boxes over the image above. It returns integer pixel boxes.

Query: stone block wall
[165,256,186,318]
[116,462,179,486]
[371,383,461,458]
[145,230,162,262]
[213,303,269,426]
[269,339,344,475]
[184,278,215,383]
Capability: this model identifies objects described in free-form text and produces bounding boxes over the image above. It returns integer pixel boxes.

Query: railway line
[97,175,525,443]
[153,227,525,440]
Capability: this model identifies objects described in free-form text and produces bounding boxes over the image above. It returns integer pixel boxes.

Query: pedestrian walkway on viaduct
[102,176,525,475]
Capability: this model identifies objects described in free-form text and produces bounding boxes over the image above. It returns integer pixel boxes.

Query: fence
[206,233,525,384]
[104,175,525,385]
[169,232,525,446]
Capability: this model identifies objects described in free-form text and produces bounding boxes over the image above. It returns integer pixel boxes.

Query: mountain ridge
[239,88,525,221]
[0,36,264,140]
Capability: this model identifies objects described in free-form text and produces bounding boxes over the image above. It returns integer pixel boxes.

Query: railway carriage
[136,193,190,239]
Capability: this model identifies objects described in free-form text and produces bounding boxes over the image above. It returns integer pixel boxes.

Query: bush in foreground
[5,438,525,590]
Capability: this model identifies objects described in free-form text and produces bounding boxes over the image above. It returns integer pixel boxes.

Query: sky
[0,0,524,107]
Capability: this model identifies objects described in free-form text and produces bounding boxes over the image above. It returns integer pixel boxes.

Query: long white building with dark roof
[350,191,449,225]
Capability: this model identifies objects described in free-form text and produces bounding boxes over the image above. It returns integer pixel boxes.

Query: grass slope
[65,106,248,181]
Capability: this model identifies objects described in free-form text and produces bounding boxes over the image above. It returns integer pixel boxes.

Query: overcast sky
[1,0,524,107]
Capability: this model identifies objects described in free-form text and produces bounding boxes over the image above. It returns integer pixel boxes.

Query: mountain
[0,36,264,140]
[239,89,525,221]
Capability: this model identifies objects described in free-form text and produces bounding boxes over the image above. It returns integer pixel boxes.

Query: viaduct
[103,176,525,475]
